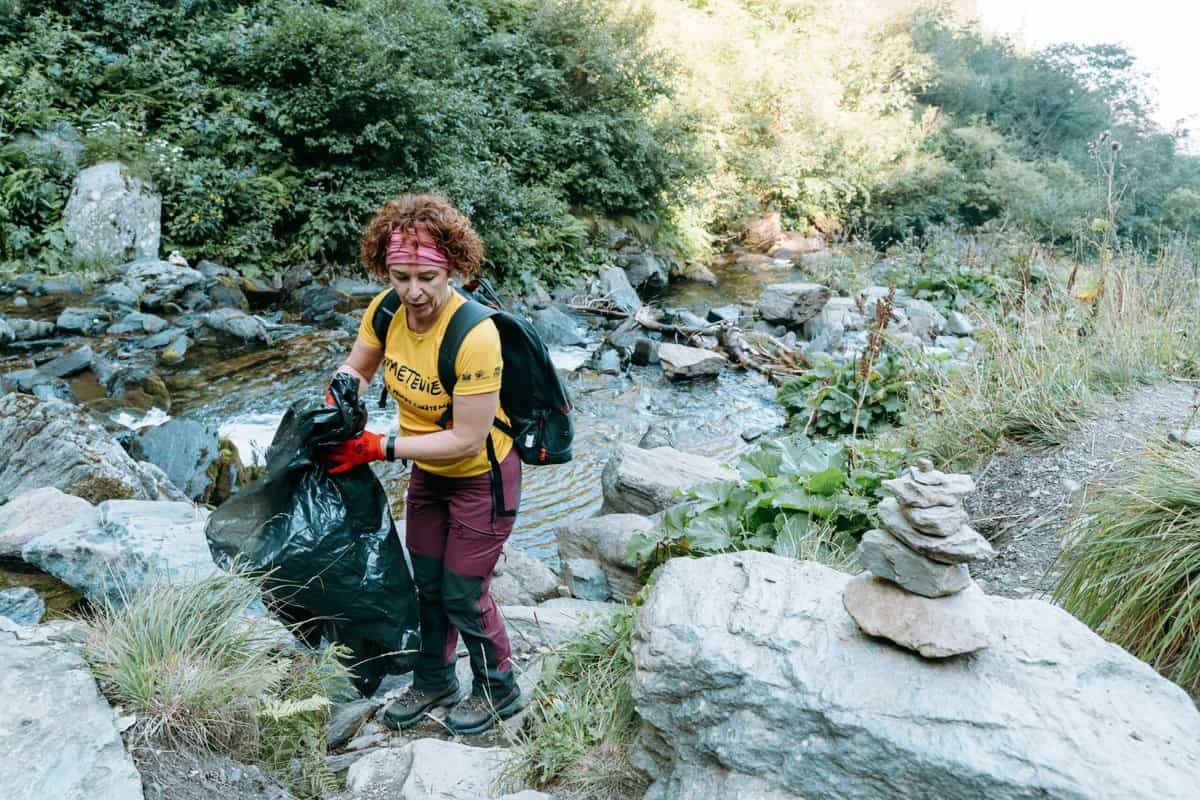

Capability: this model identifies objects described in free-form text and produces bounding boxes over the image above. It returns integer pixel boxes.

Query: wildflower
[190,213,199,222]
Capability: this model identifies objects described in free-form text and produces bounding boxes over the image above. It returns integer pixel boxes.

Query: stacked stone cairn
[842,459,997,658]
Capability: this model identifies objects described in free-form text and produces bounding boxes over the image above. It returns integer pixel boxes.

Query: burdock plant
[1054,440,1200,693]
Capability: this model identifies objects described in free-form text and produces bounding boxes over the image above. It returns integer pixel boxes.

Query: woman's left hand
[322,431,385,474]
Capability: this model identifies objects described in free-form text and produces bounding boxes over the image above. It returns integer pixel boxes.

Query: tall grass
[83,572,350,799]
[902,250,1200,469]
[503,609,646,800]
[1053,440,1200,694]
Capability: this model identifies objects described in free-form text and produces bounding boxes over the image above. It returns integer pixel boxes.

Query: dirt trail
[968,381,1199,600]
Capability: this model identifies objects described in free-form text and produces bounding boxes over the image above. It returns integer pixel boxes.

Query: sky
[976,0,1200,147]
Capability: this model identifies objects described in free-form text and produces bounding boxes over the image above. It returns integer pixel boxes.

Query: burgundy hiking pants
[405,448,520,699]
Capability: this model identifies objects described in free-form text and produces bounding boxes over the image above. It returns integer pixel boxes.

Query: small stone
[0,587,45,625]
[563,557,611,602]
[945,310,975,336]
[842,573,993,658]
[37,345,94,379]
[883,473,976,508]
[658,342,725,381]
[878,498,995,564]
[707,304,740,324]
[158,335,190,365]
[899,503,969,537]
[856,528,972,597]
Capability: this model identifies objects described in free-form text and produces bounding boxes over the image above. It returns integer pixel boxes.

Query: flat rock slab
[0,487,96,559]
[900,501,969,537]
[658,342,726,381]
[501,598,622,656]
[346,738,507,799]
[857,528,972,598]
[883,471,975,508]
[842,573,993,657]
[0,618,144,800]
[879,498,994,564]
[22,500,216,605]
[601,444,735,515]
[632,552,1200,800]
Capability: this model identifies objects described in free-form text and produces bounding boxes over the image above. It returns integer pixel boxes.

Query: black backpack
[371,278,574,513]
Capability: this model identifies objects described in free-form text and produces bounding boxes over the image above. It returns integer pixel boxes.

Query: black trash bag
[205,373,419,695]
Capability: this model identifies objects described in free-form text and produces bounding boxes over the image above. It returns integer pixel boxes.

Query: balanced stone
[878,498,995,564]
[842,573,993,658]
[899,502,969,537]
[882,471,975,508]
[856,528,971,597]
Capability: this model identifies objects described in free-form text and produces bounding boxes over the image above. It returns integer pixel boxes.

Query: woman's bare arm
[334,340,384,397]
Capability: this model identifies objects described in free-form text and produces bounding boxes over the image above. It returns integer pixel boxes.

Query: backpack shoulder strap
[371,289,402,408]
[436,291,497,423]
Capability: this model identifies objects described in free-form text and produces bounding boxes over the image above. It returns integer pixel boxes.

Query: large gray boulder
[632,552,1200,800]
[596,267,642,314]
[345,738,507,799]
[124,258,205,310]
[755,282,832,326]
[619,251,670,291]
[601,444,735,515]
[530,306,587,347]
[490,544,560,607]
[0,487,96,560]
[0,617,144,800]
[0,393,184,503]
[63,161,160,265]
[135,418,223,503]
[22,500,217,605]
[555,514,652,602]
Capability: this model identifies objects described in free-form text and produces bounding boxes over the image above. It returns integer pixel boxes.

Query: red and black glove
[323,431,386,474]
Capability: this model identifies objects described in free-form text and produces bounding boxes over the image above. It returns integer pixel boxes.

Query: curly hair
[359,194,484,279]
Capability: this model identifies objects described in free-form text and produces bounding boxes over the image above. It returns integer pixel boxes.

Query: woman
[322,194,522,735]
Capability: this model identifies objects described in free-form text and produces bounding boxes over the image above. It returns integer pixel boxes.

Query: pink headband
[385,225,451,269]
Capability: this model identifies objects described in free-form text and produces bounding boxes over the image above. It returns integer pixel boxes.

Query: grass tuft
[503,609,647,800]
[1053,440,1200,694]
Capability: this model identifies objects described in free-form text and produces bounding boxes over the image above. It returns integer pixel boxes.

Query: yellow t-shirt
[357,289,513,478]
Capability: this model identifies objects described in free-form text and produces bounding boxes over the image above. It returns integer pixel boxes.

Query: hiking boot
[381,684,461,730]
[445,687,523,735]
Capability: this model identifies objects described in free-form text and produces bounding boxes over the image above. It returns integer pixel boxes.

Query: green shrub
[83,572,351,799]
[776,352,917,437]
[1054,440,1200,694]
[503,609,644,800]
[628,435,900,575]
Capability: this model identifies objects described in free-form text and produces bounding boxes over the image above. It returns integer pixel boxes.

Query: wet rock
[56,306,111,335]
[240,275,285,309]
[531,306,587,347]
[593,348,623,375]
[631,337,660,366]
[63,160,160,265]
[638,422,676,449]
[207,280,250,311]
[328,699,383,751]
[38,345,93,379]
[0,617,144,800]
[945,310,975,336]
[0,587,45,624]
[856,528,972,597]
[346,739,508,800]
[106,366,170,411]
[88,281,140,311]
[124,258,206,310]
[619,251,669,290]
[502,598,622,656]
[331,276,385,300]
[136,419,223,503]
[669,308,709,329]
[0,393,183,502]
[601,443,736,515]
[658,342,725,381]
[289,283,347,324]
[563,557,611,601]
[1,369,41,394]
[108,311,167,335]
[842,574,993,658]
[30,378,74,403]
[140,326,186,349]
[0,316,14,344]
[490,544,559,606]
[22,500,217,605]
[8,319,56,341]
[633,552,1200,800]
[555,513,650,602]
[12,296,28,308]
[281,264,315,292]
[158,334,190,365]
[606,318,643,356]
[195,259,233,280]
[595,267,642,314]
[205,308,270,343]
[178,288,212,312]
[707,304,740,324]
[755,282,832,326]
[0,487,97,560]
